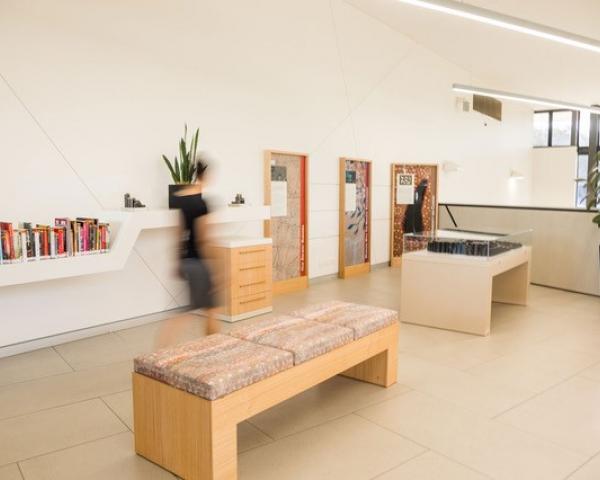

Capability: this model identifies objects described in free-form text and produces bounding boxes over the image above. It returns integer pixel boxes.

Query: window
[579,111,590,148]
[533,112,550,147]
[533,110,577,148]
[532,109,599,208]
[551,111,574,146]
[575,154,589,207]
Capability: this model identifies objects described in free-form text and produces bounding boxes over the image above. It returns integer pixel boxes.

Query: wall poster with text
[339,158,371,278]
[264,151,308,292]
[390,163,438,263]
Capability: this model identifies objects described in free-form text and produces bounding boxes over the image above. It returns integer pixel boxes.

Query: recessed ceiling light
[452,84,600,114]
[395,0,600,54]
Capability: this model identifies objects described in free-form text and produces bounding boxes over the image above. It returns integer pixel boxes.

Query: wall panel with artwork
[264,151,309,294]
[339,158,372,278]
[390,163,439,266]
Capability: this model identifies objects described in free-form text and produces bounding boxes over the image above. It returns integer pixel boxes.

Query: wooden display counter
[399,246,531,336]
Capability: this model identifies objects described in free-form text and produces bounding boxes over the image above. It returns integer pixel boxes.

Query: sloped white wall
[0,0,533,348]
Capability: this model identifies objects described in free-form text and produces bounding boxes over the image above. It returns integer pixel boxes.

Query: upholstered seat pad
[292,302,398,339]
[134,334,294,400]
[229,315,354,365]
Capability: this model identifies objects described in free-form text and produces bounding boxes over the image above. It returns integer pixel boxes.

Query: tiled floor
[0,267,599,480]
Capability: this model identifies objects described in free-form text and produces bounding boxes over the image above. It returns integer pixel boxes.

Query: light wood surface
[400,247,531,336]
[340,262,371,279]
[273,275,309,295]
[339,158,372,279]
[263,150,309,294]
[208,244,273,322]
[133,322,399,479]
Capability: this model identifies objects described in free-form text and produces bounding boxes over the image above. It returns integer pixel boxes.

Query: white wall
[531,147,578,208]
[0,0,533,348]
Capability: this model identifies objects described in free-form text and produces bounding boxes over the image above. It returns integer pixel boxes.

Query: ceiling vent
[473,94,502,121]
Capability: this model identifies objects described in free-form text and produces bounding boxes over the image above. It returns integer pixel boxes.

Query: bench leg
[341,336,398,387]
[133,373,237,480]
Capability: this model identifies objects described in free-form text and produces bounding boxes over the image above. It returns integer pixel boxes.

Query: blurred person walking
[157,160,220,347]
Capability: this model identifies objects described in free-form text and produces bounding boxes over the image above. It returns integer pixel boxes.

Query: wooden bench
[132,302,399,480]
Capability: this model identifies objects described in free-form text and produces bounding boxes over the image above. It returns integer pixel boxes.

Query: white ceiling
[345,0,600,106]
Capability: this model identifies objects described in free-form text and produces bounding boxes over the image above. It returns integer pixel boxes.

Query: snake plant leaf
[179,138,189,182]
[162,155,178,183]
[174,157,181,183]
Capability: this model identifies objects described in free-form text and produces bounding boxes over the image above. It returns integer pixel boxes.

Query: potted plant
[163,125,200,208]
[586,153,600,228]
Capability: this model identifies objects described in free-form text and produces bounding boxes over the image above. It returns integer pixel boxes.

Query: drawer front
[237,278,270,297]
[235,246,271,269]
[232,292,272,315]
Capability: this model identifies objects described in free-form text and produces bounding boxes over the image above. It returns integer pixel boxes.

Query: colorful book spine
[0,217,111,266]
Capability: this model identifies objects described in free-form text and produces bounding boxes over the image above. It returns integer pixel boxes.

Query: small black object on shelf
[230,193,246,205]
[124,193,146,209]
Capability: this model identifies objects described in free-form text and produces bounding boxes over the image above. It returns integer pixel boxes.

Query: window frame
[533,109,578,148]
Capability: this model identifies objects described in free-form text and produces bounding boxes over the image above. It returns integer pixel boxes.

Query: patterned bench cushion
[292,301,398,339]
[229,315,354,365]
[134,334,294,400]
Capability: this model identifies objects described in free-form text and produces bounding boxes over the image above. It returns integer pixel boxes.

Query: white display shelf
[0,206,270,288]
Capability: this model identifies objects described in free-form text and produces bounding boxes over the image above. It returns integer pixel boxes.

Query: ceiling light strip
[452,84,600,114]
[396,0,600,54]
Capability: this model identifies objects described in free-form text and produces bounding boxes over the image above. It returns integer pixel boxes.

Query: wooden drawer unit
[231,291,273,316]
[235,246,270,269]
[209,240,273,322]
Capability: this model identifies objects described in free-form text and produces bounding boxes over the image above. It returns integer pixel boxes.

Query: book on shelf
[0,216,111,265]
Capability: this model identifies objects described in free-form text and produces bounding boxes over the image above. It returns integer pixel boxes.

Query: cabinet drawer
[236,279,270,298]
[232,292,272,315]
[235,246,271,269]
[236,265,267,288]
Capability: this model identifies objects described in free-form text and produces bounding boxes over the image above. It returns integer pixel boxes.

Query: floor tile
[116,314,209,354]
[0,361,132,420]
[499,376,600,456]
[539,330,600,356]
[102,390,133,430]
[0,349,72,387]
[247,375,410,439]
[239,414,424,480]
[0,399,127,465]
[238,422,272,453]
[357,390,585,480]
[18,432,174,479]
[468,344,600,394]
[579,362,600,383]
[567,453,600,479]
[375,451,490,480]
[54,333,136,370]
[397,353,533,417]
[0,464,22,480]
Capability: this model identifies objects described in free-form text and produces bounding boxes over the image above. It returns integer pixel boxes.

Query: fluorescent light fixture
[395,0,600,54]
[452,84,600,114]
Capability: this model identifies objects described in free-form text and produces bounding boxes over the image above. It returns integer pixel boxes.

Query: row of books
[0,217,111,265]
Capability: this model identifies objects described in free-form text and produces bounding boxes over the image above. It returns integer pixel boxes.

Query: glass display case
[403,228,532,258]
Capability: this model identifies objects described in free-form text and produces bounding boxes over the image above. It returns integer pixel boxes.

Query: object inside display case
[403,229,532,259]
